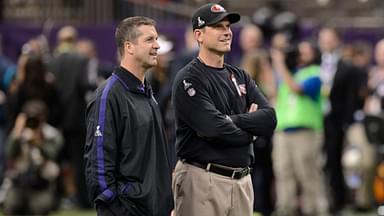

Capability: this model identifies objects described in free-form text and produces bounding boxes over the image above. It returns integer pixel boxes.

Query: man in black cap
[172,3,277,216]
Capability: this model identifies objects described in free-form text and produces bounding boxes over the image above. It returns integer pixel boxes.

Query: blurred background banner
[1,0,384,65]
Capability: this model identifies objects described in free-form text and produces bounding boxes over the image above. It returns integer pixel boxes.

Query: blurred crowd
[0,14,383,216]
[0,25,109,215]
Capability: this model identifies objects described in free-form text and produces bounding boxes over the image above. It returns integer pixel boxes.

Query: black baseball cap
[192,3,240,30]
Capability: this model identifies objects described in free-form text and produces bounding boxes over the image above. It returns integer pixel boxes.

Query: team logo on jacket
[183,80,192,90]
[239,84,247,95]
[183,80,196,97]
[187,88,196,97]
[94,125,103,137]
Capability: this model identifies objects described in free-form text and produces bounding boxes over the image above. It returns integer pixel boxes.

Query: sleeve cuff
[94,188,116,204]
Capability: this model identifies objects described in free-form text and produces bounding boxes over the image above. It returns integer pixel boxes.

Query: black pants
[251,137,274,216]
[61,131,91,208]
[324,116,347,212]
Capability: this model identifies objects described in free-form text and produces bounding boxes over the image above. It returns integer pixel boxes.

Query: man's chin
[144,61,157,68]
[220,48,231,54]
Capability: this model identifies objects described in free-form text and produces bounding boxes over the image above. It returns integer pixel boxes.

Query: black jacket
[48,52,88,132]
[84,67,173,215]
[172,58,277,167]
[328,60,365,127]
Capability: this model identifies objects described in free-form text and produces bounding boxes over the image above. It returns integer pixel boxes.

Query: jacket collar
[113,66,153,97]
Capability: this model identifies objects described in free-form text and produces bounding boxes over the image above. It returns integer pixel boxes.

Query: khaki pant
[172,160,253,216]
[344,123,376,208]
[273,130,328,216]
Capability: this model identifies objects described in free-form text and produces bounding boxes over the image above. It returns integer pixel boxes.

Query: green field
[48,208,377,216]
[48,209,379,216]
[50,209,96,216]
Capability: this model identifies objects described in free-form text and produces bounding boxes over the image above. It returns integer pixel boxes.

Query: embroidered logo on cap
[211,4,226,13]
[197,17,205,27]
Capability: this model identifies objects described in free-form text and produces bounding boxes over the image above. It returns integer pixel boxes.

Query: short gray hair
[115,16,156,56]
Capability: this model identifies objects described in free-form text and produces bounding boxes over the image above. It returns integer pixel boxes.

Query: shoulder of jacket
[94,77,121,99]
[225,63,246,74]
[175,61,207,82]
[225,63,249,81]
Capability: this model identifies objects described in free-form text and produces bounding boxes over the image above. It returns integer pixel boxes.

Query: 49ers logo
[211,4,226,13]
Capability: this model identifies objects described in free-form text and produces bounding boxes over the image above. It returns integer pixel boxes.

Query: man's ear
[125,41,134,55]
[194,29,203,44]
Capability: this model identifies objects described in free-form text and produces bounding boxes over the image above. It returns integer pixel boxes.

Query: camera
[22,100,46,129]
[25,116,40,129]
[283,45,299,72]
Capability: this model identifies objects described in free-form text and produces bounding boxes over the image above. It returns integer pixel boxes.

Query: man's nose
[224,28,232,36]
[154,40,160,49]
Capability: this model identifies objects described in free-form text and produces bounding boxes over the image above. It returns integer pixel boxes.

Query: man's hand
[248,103,258,113]
[12,113,27,138]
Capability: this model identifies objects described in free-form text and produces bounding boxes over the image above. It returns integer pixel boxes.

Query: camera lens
[26,117,40,129]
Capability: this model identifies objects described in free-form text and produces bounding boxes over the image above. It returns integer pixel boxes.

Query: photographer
[271,41,328,215]
[3,100,63,215]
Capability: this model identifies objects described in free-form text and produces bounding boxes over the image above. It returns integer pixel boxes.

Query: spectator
[271,41,327,216]
[7,54,60,129]
[241,49,276,100]
[366,39,384,115]
[271,32,289,51]
[239,24,264,54]
[343,41,376,211]
[76,38,105,103]
[0,35,17,183]
[234,23,264,66]
[318,27,363,214]
[3,100,63,215]
[48,25,90,208]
